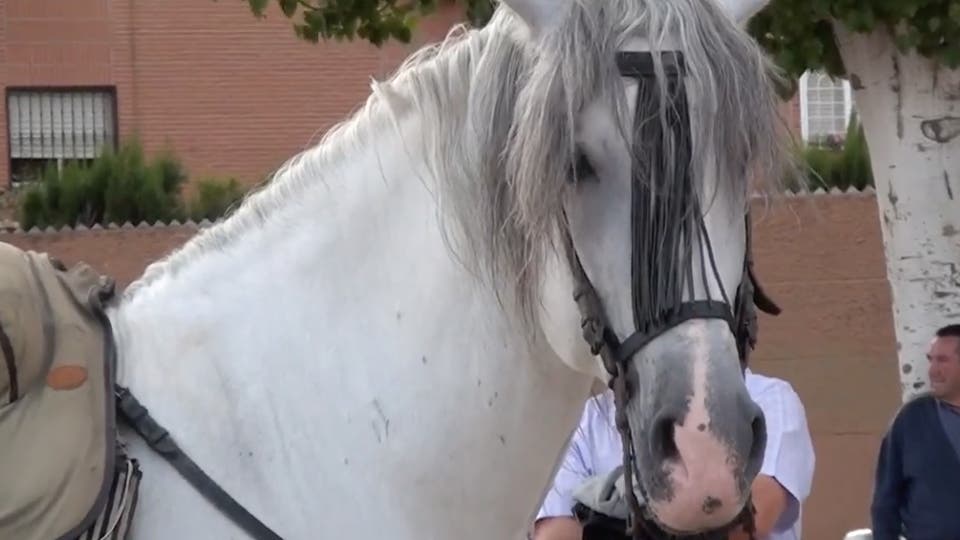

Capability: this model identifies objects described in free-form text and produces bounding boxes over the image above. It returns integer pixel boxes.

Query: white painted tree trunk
[833,23,960,403]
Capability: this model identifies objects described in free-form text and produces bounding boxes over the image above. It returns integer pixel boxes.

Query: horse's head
[499,0,787,534]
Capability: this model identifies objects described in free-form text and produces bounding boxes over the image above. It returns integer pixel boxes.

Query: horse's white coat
[104,0,776,538]
[111,99,595,539]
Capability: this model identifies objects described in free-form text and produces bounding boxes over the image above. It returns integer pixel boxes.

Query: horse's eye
[571,150,597,183]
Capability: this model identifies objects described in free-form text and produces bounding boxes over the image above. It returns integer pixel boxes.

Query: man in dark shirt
[870,324,960,540]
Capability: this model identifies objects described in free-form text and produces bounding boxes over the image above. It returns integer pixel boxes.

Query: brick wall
[108,0,465,188]
[0,190,900,539]
[1,223,199,286]
[4,0,113,85]
[2,0,116,184]
[0,0,465,187]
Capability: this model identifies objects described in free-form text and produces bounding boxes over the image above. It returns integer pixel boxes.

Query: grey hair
[121,0,793,339]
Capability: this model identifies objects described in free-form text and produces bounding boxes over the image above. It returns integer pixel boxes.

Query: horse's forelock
[377,0,795,337]
[495,0,795,325]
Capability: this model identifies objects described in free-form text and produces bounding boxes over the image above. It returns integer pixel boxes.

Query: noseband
[562,50,781,539]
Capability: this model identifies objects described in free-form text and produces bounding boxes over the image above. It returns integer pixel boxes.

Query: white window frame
[798,70,854,143]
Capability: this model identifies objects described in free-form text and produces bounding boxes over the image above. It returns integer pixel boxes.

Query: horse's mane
[118,16,512,302]
[121,0,791,337]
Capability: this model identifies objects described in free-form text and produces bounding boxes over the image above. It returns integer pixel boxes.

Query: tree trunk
[833,23,960,403]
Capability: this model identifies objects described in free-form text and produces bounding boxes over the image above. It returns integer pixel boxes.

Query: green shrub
[790,112,874,192]
[18,137,189,228]
[15,138,254,229]
[188,177,246,221]
[19,187,48,231]
[99,139,188,224]
[838,111,874,191]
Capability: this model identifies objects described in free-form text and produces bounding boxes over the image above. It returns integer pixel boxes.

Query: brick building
[0,0,461,188]
[1,0,852,189]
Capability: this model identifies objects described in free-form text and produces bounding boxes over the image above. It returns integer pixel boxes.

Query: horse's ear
[500,0,566,35]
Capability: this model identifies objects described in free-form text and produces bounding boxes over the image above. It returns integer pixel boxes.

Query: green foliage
[246,0,495,46]
[16,139,249,230]
[187,177,247,221]
[247,0,960,78]
[97,142,188,226]
[787,112,874,193]
[748,0,960,85]
[463,0,494,28]
[18,139,188,230]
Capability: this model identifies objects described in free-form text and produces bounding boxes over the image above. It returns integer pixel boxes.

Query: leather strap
[615,300,735,364]
[0,322,17,403]
[616,51,685,78]
[115,385,284,540]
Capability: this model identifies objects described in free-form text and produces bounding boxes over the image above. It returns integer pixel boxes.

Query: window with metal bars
[6,87,117,185]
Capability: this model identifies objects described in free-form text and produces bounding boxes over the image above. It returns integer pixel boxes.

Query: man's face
[928,335,960,400]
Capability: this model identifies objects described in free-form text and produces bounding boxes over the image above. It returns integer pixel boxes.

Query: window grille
[7,88,116,161]
[799,72,854,144]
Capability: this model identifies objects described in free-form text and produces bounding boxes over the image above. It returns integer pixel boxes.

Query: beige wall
[1,189,901,539]
[749,191,901,539]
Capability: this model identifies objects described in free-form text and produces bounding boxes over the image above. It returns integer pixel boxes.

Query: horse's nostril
[652,413,679,462]
[746,406,767,472]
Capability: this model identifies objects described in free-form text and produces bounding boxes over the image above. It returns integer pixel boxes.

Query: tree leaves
[248,0,271,17]
[748,0,960,78]
[279,0,299,17]
[245,0,494,47]
[243,0,960,72]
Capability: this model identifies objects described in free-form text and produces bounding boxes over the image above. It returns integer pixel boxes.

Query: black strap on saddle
[115,385,284,540]
[0,321,17,403]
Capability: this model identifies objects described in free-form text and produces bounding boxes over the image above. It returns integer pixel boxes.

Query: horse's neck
[105,80,592,538]
[108,105,528,414]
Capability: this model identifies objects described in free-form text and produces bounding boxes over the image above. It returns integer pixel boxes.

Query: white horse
[107,0,788,538]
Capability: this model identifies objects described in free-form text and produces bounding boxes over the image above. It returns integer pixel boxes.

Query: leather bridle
[562,50,781,539]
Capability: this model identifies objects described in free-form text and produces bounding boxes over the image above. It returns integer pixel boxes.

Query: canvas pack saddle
[0,242,140,540]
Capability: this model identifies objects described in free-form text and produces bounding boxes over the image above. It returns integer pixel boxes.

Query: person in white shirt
[534,369,815,540]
